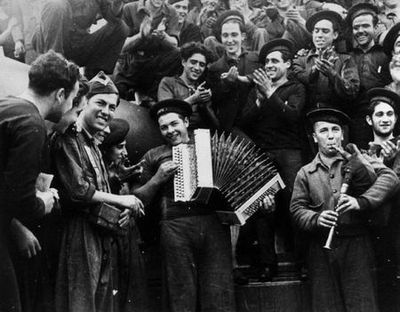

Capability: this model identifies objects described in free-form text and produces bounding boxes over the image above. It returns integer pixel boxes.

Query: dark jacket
[238,79,306,150]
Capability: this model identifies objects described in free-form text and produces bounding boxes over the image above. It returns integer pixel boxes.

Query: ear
[333,31,339,41]
[55,88,65,103]
[242,32,246,41]
[366,115,372,126]
[285,60,291,69]
[184,116,189,128]
[312,132,317,143]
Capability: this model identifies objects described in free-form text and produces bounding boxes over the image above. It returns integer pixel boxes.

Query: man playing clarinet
[290,108,398,312]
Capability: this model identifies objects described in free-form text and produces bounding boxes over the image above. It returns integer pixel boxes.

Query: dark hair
[180,42,213,64]
[279,50,292,63]
[28,50,80,98]
[72,77,90,107]
[366,100,397,118]
[352,13,379,27]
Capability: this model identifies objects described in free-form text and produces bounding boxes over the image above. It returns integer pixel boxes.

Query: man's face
[313,121,343,157]
[158,112,189,146]
[272,0,293,10]
[48,81,79,123]
[94,126,111,144]
[150,0,165,8]
[172,0,189,23]
[229,0,248,12]
[352,14,375,48]
[82,93,118,135]
[182,53,207,82]
[312,19,338,50]
[221,22,244,57]
[390,53,400,82]
[264,51,290,82]
[367,102,397,137]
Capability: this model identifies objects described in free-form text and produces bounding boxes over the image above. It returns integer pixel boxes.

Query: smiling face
[221,21,244,58]
[352,14,375,49]
[81,93,118,135]
[107,141,128,165]
[313,121,343,157]
[264,51,290,82]
[150,0,164,8]
[312,19,338,50]
[367,102,397,138]
[158,112,190,146]
[182,53,207,83]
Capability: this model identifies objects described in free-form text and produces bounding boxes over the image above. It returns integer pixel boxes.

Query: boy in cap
[0,50,80,312]
[52,72,144,312]
[346,3,391,150]
[292,10,359,113]
[290,107,397,312]
[133,99,235,311]
[238,38,306,280]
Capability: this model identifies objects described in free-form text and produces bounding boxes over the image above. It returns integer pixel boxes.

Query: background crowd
[2,0,400,311]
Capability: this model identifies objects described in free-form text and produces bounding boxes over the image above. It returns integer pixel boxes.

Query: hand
[140,15,152,38]
[317,210,338,228]
[205,16,217,28]
[380,140,400,162]
[118,160,143,182]
[36,190,56,214]
[154,160,178,184]
[336,194,360,214]
[253,68,272,98]
[315,59,336,77]
[117,195,145,216]
[285,7,305,25]
[259,194,275,214]
[221,66,239,82]
[14,40,25,59]
[192,82,212,103]
[12,221,42,258]
[118,208,131,228]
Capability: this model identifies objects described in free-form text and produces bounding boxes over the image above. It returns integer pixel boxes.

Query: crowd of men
[2,0,400,312]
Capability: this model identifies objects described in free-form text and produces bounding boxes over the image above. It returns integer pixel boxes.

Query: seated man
[133,99,235,312]
[290,108,398,312]
[158,42,218,129]
[33,0,128,79]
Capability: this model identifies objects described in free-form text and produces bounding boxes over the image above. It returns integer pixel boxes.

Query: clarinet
[323,167,352,250]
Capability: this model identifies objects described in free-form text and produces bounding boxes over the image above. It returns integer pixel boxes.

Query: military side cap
[150,99,192,119]
[101,118,130,149]
[306,10,344,33]
[87,71,119,98]
[345,3,379,26]
[214,10,245,42]
[307,108,350,126]
[383,23,400,56]
[367,87,400,112]
[259,39,294,64]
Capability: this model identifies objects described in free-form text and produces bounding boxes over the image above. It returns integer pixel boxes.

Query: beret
[150,99,192,119]
[307,108,350,126]
[101,118,130,149]
[259,39,294,64]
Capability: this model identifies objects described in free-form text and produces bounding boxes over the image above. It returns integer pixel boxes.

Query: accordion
[173,129,285,225]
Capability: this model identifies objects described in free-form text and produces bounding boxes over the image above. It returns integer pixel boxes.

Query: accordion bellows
[173,129,285,225]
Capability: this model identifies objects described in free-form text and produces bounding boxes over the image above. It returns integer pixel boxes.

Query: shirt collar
[307,152,344,173]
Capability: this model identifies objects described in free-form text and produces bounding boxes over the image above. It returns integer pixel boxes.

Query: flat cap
[101,118,130,149]
[345,3,379,26]
[259,39,294,64]
[367,87,400,112]
[306,10,344,33]
[150,99,192,119]
[383,23,400,56]
[307,108,350,126]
